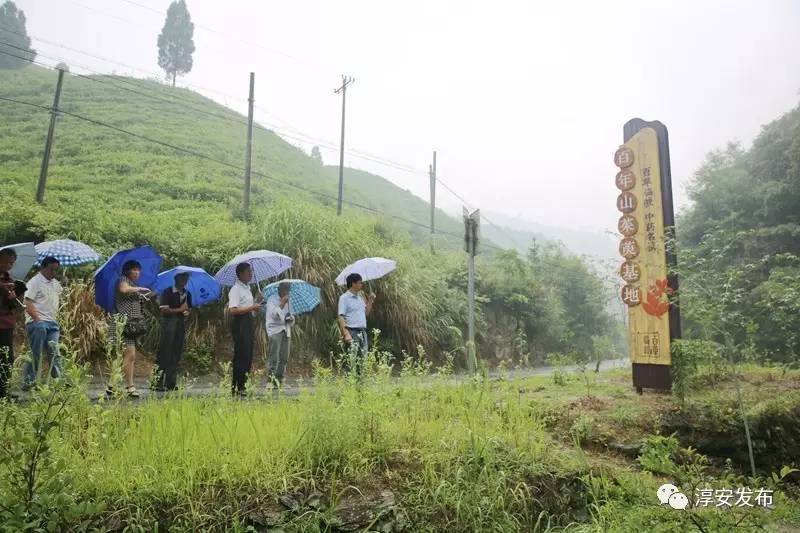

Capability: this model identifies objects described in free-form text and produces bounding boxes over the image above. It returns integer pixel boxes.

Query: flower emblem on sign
[617,192,637,214]
[642,278,672,318]
[615,170,636,191]
[614,146,635,169]
[619,237,640,260]
[618,215,638,237]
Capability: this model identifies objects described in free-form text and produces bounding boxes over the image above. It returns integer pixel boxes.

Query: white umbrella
[335,257,396,286]
[0,242,37,280]
[214,250,293,286]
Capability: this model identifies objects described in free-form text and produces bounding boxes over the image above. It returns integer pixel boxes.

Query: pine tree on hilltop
[157,0,195,87]
[0,1,36,69]
[311,145,323,165]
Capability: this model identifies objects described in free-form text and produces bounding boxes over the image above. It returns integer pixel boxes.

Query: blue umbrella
[35,239,101,267]
[155,266,221,307]
[214,250,292,286]
[262,279,321,316]
[94,245,162,312]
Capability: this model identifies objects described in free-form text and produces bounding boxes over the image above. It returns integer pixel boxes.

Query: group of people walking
[0,246,377,399]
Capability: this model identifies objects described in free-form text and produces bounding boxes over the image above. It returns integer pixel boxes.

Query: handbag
[123,316,149,338]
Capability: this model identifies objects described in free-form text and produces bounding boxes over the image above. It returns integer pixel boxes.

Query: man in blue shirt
[337,273,375,373]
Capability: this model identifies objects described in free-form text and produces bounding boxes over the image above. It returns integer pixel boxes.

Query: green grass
[1,349,798,532]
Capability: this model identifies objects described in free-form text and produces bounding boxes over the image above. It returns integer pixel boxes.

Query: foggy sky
[13,0,800,234]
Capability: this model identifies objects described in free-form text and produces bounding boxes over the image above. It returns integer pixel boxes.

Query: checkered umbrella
[35,239,101,267]
[214,250,293,286]
[262,279,321,316]
[262,279,320,365]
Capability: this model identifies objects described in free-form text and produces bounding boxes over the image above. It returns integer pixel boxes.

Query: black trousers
[230,313,254,393]
[0,328,12,398]
[155,315,186,390]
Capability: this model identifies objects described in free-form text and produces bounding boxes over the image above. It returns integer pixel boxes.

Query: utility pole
[334,75,355,215]
[36,68,65,203]
[463,207,480,373]
[429,151,437,252]
[243,72,255,215]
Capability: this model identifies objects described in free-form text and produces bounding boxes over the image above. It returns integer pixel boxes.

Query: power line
[1,28,429,180]
[111,0,334,74]
[436,175,524,249]
[0,47,517,252]
[0,26,245,103]
[0,25,429,178]
[60,0,331,75]
[0,91,476,246]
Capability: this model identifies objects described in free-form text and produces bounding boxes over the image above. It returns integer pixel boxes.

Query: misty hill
[0,65,612,260]
[0,65,480,251]
[478,212,618,261]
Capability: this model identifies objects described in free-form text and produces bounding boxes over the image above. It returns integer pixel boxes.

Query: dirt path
[70,357,630,402]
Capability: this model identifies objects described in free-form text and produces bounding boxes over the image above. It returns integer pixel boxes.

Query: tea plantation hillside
[0,65,467,248]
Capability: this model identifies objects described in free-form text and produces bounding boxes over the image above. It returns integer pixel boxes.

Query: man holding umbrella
[227,263,263,395]
[154,271,192,391]
[215,250,292,395]
[337,273,376,373]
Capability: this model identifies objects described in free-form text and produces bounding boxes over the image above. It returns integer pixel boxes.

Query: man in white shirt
[337,273,376,374]
[227,262,262,395]
[23,256,63,389]
[265,282,294,387]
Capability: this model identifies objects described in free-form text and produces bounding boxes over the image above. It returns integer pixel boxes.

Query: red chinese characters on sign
[618,215,638,237]
[616,192,637,213]
[614,146,635,169]
[615,170,636,191]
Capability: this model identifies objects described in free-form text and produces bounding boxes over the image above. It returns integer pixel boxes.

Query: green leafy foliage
[678,104,800,363]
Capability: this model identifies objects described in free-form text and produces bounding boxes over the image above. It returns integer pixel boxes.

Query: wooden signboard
[614,119,681,392]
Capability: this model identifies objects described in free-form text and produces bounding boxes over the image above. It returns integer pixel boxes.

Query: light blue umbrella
[35,239,101,267]
[262,279,321,365]
[214,250,293,286]
[155,266,221,307]
[262,279,321,316]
